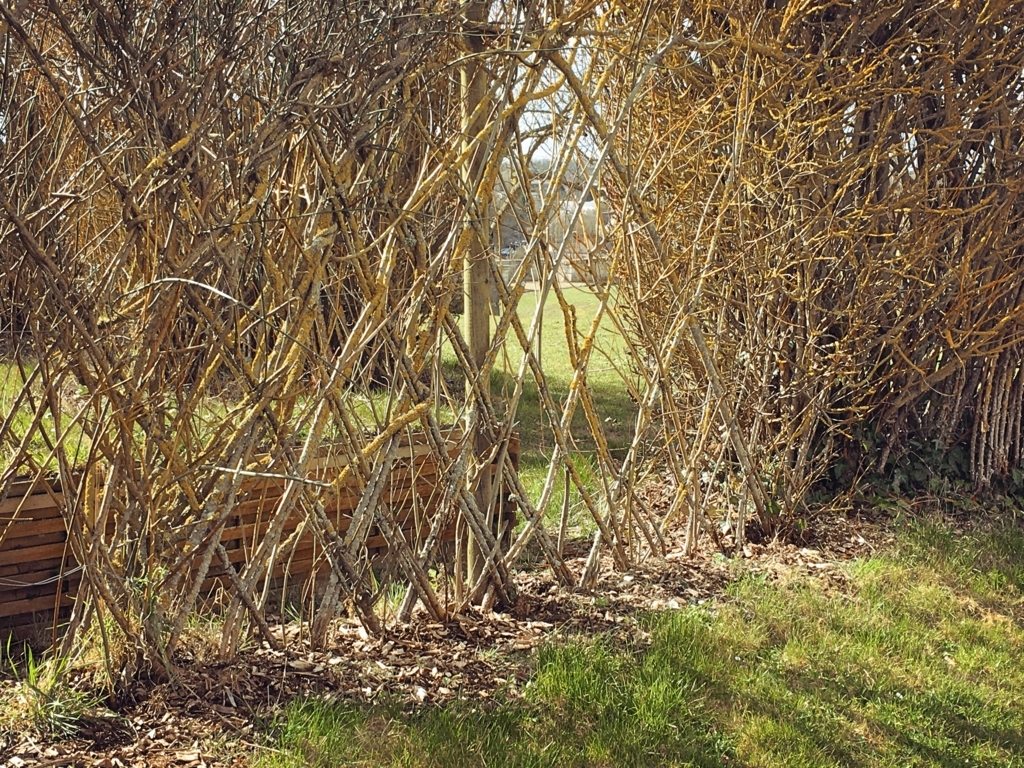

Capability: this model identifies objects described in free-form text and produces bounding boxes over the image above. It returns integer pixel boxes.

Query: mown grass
[2,285,632,486]
[257,517,1024,767]
[487,285,637,537]
[489,285,635,456]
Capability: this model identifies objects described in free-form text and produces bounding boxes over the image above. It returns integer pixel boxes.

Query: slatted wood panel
[197,433,518,592]
[0,432,518,637]
[0,479,79,631]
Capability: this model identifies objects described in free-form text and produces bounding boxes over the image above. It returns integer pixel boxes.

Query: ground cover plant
[258,516,1024,768]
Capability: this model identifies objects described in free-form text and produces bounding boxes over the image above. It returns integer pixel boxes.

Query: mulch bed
[1,504,899,768]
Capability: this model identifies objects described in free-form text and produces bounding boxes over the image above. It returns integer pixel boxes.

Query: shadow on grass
[258,518,1024,768]
[696,518,1024,768]
[259,623,733,768]
[485,366,638,460]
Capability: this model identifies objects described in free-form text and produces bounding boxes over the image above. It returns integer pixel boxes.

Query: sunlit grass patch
[0,358,95,473]
[258,518,1024,768]
[490,285,635,460]
[703,520,1024,767]
[486,284,637,533]
[260,628,730,768]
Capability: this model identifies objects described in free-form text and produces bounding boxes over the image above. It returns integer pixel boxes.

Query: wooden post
[462,0,491,601]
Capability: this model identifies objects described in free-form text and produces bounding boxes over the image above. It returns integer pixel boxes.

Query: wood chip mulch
[1,505,896,768]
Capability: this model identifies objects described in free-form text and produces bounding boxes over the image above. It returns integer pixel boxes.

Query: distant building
[492,156,613,284]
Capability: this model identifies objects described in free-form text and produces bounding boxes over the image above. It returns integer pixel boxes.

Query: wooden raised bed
[0,478,79,626]
[0,430,518,640]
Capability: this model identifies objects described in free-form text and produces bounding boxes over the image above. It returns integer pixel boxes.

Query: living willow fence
[1,0,1023,680]
[598,1,1024,543]
[0,430,518,649]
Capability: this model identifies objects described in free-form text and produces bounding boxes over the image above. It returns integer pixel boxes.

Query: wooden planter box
[0,429,518,642]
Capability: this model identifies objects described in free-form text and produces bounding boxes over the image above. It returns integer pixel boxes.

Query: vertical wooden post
[462,0,491,600]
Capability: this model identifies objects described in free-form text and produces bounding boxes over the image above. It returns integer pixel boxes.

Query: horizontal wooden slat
[228,496,288,519]
[200,552,319,593]
[218,515,350,547]
[306,441,458,474]
[0,514,70,541]
[219,499,443,549]
[0,491,65,516]
[0,575,80,605]
[1,478,65,498]
[1,541,73,567]
[1,479,43,496]
[0,592,75,619]
[0,563,77,588]
[2,529,68,552]
[0,556,68,579]
[237,478,287,496]
[202,518,436,579]
[225,472,445,519]
[196,517,464,594]
[1,433,519,637]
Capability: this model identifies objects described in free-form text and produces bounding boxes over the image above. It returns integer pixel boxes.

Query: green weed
[2,641,102,739]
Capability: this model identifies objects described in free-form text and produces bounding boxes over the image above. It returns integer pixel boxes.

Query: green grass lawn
[489,284,636,456]
[0,358,82,473]
[2,283,635,486]
[257,517,1024,767]
[486,284,639,535]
